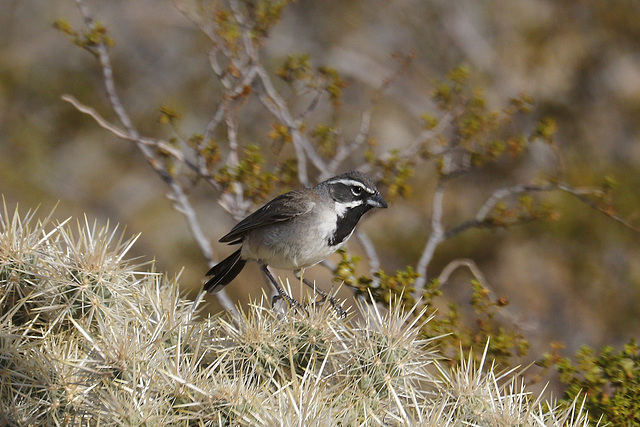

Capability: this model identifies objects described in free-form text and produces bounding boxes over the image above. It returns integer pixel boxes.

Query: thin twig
[72,0,238,315]
[414,178,447,294]
[228,0,323,187]
[436,258,537,331]
[75,0,136,139]
[61,95,197,171]
[415,182,551,294]
[414,179,640,298]
[62,95,219,261]
[61,95,128,139]
[62,95,219,274]
[255,67,316,186]
[437,258,487,286]
[476,184,554,222]
[407,112,454,159]
[442,183,556,240]
[558,184,640,233]
[356,230,381,288]
[323,108,372,180]
[296,85,326,122]
[63,93,224,194]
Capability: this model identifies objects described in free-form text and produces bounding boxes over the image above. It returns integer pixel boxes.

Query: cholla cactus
[0,203,595,426]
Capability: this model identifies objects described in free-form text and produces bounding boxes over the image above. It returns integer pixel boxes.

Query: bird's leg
[261,265,306,313]
[295,269,346,318]
[295,269,329,302]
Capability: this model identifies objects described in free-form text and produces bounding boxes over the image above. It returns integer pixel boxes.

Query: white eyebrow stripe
[327,179,375,193]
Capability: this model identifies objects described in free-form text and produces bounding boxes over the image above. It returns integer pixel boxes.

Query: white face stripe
[326,179,375,194]
[334,200,364,217]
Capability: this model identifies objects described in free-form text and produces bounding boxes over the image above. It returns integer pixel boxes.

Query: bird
[203,170,387,311]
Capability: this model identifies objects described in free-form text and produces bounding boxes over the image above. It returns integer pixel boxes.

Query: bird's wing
[219,190,315,244]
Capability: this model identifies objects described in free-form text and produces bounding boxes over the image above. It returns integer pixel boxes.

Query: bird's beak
[367,193,388,209]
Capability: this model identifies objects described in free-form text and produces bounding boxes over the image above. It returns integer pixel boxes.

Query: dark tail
[204,249,246,294]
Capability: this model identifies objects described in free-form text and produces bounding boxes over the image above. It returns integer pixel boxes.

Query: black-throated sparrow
[204,170,387,309]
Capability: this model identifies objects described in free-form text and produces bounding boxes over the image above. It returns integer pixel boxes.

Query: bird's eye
[350,186,363,196]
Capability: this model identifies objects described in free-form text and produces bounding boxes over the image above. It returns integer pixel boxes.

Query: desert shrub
[0,204,596,425]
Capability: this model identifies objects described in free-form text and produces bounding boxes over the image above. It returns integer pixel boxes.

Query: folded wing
[219,190,315,244]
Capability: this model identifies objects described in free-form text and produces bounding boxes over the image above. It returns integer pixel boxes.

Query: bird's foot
[262,265,307,314]
[325,294,347,318]
[299,277,346,318]
[272,292,307,314]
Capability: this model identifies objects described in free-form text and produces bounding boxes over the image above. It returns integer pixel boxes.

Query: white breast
[240,208,342,270]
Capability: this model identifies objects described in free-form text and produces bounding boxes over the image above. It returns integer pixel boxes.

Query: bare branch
[444,182,640,242]
[414,179,640,300]
[167,186,214,262]
[75,0,136,139]
[322,108,372,180]
[356,230,381,288]
[296,86,326,122]
[61,94,128,139]
[441,183,556,240]
[475,184,553,222]
[220,0,324,187]
[203,62,258,144]
[558,184,640,233]
[437,258,487,289]
[222,98,252,220]
[255,67,320,186]
[416,182,555,295]
[61,95,194,169]
[436,258,538,331]
[414,178,447,293]
[72,0,238,315]
[62,94,229,200]
[407,112,454,159]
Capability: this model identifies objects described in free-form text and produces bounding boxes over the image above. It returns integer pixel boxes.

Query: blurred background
[1,0,639,372]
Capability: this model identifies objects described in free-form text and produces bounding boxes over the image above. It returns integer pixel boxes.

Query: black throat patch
[328,203,372,246]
